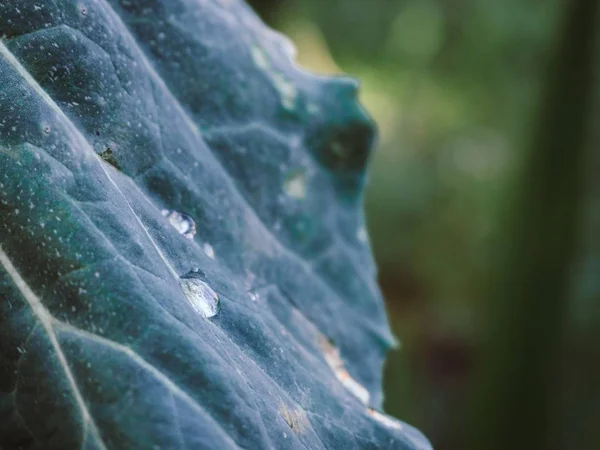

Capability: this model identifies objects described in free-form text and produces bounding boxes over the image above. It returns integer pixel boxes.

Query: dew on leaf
[162,209,196,239]
[284,169,306,200]
[180,271,220,318]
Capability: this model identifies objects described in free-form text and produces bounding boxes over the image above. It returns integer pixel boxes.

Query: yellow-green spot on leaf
[284,168,306,200]
[251,45,297,110]
[272,72,297,111]
[280,404,309,434]
[250,45,269,70]
[307,103,320,115]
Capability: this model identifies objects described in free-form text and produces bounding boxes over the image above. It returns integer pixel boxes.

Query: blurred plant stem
[467,1,600,449]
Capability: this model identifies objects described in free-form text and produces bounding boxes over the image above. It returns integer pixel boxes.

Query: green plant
[0,1,429,449]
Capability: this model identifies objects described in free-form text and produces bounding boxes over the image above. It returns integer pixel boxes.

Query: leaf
[0,1,430,449]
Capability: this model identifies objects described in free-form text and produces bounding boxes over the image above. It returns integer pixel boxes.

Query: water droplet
[162,209,196,239]
[367,408,403,430]
[318,334,370,404]
[203,243,215,259]
[284,169,306,200]
[180,271,220,318]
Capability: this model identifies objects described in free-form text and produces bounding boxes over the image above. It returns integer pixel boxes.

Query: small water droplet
[162,209,196,239]
[203,243,215,259]
[180,271,220,318]
[284,169,306,200]
[43,125,51,134]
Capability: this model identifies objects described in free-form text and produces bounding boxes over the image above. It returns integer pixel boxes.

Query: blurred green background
[247,1,600,449]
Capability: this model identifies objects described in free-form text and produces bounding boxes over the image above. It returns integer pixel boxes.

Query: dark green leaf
[0,1,429,449]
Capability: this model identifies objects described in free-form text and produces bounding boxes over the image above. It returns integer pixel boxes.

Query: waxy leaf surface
[0,1,430,449]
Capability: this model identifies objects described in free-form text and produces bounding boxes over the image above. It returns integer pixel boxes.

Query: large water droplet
[179,270,219,318]
[284,169,306,200]
[162,209,196,240]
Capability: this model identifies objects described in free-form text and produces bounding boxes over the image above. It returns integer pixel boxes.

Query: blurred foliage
[467,2,600,449]
[248,1,600,449]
